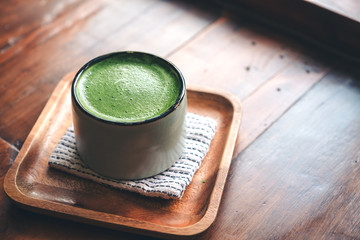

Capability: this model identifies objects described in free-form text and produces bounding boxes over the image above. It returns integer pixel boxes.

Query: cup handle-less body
[72,95,187,179]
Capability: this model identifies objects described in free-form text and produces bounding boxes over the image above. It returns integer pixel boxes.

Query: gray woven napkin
[48,113,217,199]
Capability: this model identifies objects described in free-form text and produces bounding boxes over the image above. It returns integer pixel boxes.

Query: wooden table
[1,0,359,239]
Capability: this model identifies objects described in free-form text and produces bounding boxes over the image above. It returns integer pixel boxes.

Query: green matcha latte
[74,52,182,122]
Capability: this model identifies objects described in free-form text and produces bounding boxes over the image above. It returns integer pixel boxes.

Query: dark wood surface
[1,0,359,239]
[211,0,360,61]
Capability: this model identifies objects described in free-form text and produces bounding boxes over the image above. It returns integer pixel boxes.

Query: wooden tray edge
[182,85,242,236]
[4,71,75,202]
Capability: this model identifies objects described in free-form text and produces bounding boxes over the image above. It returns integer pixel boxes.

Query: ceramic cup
[71,52,187,179]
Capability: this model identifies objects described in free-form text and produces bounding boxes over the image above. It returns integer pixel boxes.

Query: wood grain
[0,0,85,52]
[201,64,360,239]
[170,16,333,100]
[169,16,334,157]
[1,0,360,239]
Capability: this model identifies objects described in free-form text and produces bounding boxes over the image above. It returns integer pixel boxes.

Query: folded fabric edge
[48,112,217,200]
[49,161,182,199]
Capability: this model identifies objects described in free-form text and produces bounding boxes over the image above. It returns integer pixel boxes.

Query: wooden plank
[234,58,330,156]
[200,64,360,239]
[170,17,332,100]
[208,0,360,61]
[170,17,296,99]
[0,0,103,66]
[96,0,218,56]
[169,16,333,157]
[0,0,217,146]
[0,0,85,52]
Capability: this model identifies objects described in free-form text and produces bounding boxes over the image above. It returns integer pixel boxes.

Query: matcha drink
[75,53,181,122]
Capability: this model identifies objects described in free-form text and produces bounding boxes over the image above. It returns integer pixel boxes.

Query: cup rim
[71,51,186,126]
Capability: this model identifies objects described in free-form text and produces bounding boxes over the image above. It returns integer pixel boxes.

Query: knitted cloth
[48,113,216,199]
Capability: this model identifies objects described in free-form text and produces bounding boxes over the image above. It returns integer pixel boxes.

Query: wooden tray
[4,72,242,239]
